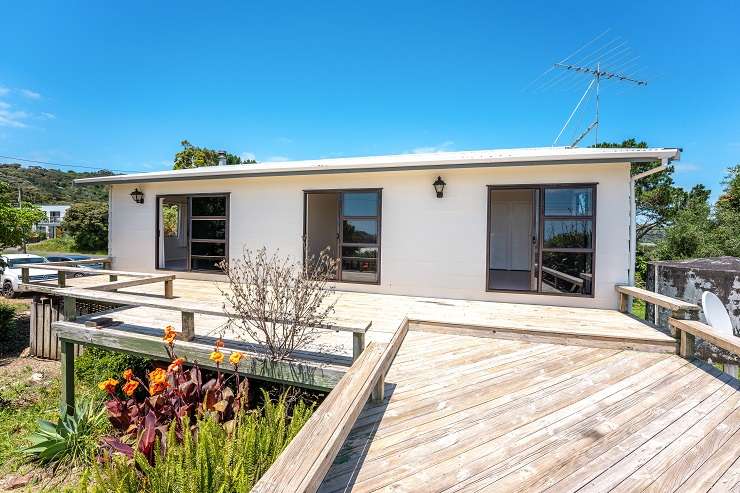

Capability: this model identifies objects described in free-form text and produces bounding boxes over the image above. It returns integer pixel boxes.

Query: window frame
[486,183,597,298]
[303,188,382,285]
[155,193,230,274]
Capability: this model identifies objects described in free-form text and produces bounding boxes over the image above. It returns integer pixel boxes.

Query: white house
[76,146,681,309]
[34,204,71,238]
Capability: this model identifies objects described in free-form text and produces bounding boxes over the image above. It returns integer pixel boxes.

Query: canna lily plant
[99,326,250,464]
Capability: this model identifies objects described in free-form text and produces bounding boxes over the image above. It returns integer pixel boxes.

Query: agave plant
[22,397,108,467]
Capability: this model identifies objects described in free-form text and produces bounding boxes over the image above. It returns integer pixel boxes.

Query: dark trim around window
[485,183,597,298]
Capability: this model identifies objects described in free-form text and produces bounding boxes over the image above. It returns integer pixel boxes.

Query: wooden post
[63,296,76,321]
[103,259,112,270]
[164,279,174,299]
[618,292,629,313]
[371,373,385,403]
[21,267,29,284]
[109,274,118,282]
[352,332,366,361]
[181,311,195,341]
[679,330,695,358]
[60,340,75,415]
[57,271,66,288]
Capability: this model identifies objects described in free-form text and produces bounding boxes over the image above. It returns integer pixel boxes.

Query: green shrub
[61,202,108,252]
[75,347,149,387]
[71,389,314,492]
[22,397,108,467]
[0,301,15,334]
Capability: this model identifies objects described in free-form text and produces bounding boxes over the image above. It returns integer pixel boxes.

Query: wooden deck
[31,277,676,357]
[319,329,740,492]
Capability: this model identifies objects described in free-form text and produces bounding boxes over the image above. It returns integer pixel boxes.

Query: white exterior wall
[109,162,631,309]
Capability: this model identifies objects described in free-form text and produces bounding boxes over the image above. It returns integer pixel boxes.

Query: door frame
[485,183,597,298]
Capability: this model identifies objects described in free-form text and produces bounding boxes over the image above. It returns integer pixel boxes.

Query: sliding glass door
[304,189,381,284]
[157,194,229,272]
[487,184,595,296]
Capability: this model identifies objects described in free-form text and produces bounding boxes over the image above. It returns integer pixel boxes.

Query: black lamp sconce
[433,176,446,198]
[130,188,144,204]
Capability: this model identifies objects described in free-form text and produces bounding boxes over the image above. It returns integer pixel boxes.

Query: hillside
[0,163,114,204]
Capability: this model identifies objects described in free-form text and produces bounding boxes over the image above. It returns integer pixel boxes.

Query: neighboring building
[75,146,681,309]
[33,205,71,239]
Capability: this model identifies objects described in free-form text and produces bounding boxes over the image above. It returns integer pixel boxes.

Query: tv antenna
[544,37,648,147]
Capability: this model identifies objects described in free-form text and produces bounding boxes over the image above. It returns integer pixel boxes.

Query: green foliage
[75,347,149,388]
[162,204,179,236]
[0,181,47,250]
[27,235,106,255]
[71,389,314,492]
[0,164,111,204]
[62,201,109,252]
[172,140,255,170]
[22,397,108,467]
[0,300,15,334]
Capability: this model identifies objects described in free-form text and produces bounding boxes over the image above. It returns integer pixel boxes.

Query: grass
[27,236,106,256]
[631,298,647,319]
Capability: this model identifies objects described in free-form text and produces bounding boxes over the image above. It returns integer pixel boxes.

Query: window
[304,189,381,284]
[157,194,228,272]
[487,184,595,296]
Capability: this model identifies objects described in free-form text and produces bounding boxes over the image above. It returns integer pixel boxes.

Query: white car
[0,253,57,298]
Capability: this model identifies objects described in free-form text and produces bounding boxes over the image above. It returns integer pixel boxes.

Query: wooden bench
[616,285,700,322]
[251,318,409,493]
[54,286,371,360]
[669,317,740,359]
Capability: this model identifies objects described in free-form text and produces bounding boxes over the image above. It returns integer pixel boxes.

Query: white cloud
[240,151,256,162]
[674,162,700,173]
[268,155,289,162]
[39,112,56,120]
[0,86,9,97]
[0,106,30,128]
[20,88,41,100]
[411,140,455,154]
[0,101,10,109]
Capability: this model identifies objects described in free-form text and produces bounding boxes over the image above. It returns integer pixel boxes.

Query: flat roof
[75,146,681,185]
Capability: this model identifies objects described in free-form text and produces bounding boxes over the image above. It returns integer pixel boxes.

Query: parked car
[0,253,57,298]
[45,254,104,276]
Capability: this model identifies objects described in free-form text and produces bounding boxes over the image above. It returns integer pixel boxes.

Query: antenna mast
[552,61,647,147]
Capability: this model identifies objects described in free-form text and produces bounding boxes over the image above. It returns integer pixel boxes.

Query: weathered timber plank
[53,321,343,391]
[83,275,176,292]
[616,285,700,312]
[670,317,740,356]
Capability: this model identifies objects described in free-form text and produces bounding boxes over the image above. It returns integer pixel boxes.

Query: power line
[0,155,143,174]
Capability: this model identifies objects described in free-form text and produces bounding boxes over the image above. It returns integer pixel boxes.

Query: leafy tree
[0,164,112,204]
[62,201,109,252]
[172,140,255,170]
[593,139,688,242]
[0,181,46,250]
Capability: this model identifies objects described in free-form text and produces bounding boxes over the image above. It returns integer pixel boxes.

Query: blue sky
[1,1,738,197]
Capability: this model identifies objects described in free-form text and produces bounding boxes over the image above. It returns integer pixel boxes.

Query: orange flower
[122,379,140,397]
[122,369,134,381]
[209,351,224,364]
[163,325,177,346]
[229,351,244,367]
[149,381,169,396]
[168,357,185,373]
[149,367,168,385]
[214,338,225,349]
[98,378,119,393]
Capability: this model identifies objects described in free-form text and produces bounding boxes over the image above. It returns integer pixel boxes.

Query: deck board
[319,329,739,493]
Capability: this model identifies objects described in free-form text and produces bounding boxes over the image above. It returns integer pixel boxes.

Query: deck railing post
[679,329,695,358]
[352,332,366,361]
[21,267,29,284]
[165,279,174,299]
[57,271,66,288]
[371,373,385,403]
[63,296,77,321]
[60,340,75,415]
[181,311,195,341]
[109,274,118,282]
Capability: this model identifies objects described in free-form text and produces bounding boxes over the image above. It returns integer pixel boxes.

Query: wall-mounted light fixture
[433,176,446,198]
[130,188,144,204]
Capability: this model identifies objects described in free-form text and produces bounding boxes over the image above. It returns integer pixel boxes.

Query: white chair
[702,291,735,337]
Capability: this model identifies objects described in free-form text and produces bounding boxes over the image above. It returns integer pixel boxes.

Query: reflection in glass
[341,257,378,282]
[545,188,592,216]
[191,242,225,257]
[543,220,592,249]
[541,252,592,294]
[342,192,378,216]
[343,220,377,244]
[191,196,227,217]
[192,219,226,240]
[342,246,377,258]
[191,257,225,271]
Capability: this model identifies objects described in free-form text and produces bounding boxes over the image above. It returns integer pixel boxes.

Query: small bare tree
[218,246,338,360]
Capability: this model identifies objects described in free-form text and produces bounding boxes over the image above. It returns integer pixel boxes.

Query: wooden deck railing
[616,285,700,321]
[251,317,409,493]
[669,317,740,359]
